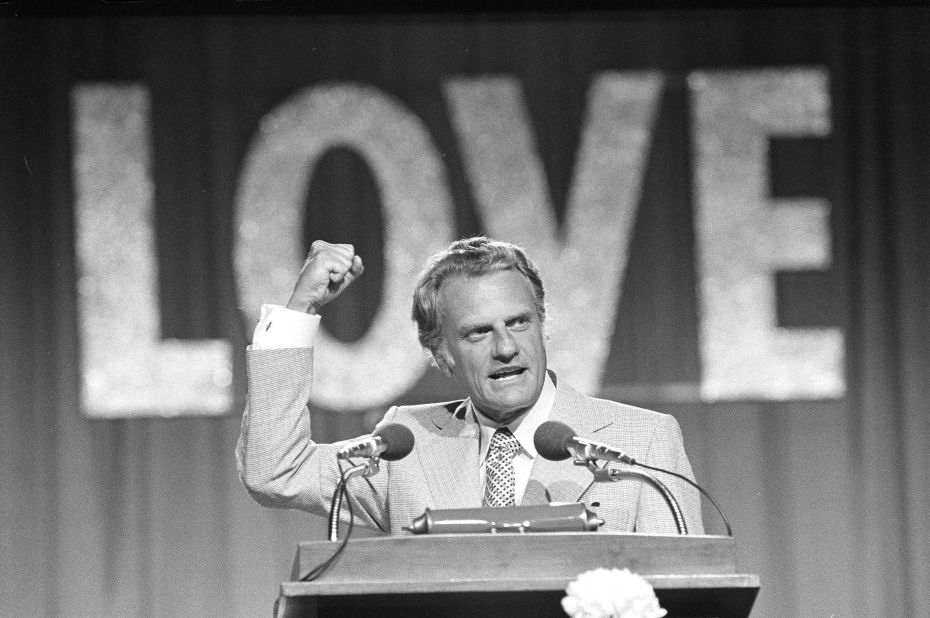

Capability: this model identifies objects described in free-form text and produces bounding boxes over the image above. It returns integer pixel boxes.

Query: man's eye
[509,318,530,330]
[466,329,489,342]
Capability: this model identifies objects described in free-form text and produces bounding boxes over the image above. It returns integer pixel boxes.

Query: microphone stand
[587,463,688,534]
[328,457,381,542]
[300,457,381,582]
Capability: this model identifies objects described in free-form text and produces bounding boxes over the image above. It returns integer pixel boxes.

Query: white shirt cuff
[251,304,320,349]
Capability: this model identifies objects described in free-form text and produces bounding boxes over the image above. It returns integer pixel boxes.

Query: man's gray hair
[411,236,546,355]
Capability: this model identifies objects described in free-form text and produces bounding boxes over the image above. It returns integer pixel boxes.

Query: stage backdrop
[2,6,929,617]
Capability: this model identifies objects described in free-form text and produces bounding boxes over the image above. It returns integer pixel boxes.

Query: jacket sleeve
[634,413,705,535]
[235,346,390,532]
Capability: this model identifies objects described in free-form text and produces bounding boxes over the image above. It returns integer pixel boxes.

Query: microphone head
[374,423,415,461]
[533,421,575,461]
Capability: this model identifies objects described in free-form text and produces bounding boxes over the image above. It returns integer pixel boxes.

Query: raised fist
[286,241,364,314]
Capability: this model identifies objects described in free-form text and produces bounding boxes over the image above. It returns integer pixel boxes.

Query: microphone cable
[635,460,733,537]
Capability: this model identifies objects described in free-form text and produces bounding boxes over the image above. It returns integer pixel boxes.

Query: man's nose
[491,328,518,360]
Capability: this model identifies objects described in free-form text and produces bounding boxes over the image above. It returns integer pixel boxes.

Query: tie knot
[489,427,520,458]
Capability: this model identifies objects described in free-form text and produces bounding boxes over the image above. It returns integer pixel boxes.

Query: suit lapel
[416,403,483,509]
[524,378,616,505]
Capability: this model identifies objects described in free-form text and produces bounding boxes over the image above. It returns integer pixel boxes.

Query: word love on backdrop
[72,67,843,418]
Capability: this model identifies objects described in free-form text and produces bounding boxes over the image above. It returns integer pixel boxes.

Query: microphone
[534,420,635,465]
[336,423,415,461]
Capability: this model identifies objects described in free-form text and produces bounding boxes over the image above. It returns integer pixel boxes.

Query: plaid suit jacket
[236,347,704,535]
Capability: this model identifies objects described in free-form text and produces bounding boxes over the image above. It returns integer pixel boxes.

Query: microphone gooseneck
[593,467,688,534]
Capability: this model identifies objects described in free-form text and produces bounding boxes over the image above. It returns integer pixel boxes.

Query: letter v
[445,73,663,393]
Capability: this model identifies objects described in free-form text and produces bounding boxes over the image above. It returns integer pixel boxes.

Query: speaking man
[237,237,703,535]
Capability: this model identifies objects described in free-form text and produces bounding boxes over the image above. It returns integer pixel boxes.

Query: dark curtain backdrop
[2,6,929,617]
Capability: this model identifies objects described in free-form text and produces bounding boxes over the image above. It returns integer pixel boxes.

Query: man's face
[436,269,547,425]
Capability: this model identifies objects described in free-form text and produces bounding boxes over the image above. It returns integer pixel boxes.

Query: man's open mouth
[489,367,526,380]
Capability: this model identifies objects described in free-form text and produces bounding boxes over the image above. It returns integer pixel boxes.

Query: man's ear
[432,344,454,377]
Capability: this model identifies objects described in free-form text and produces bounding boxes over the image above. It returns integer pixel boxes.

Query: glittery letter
[445,73,662,394]
[690,68,844,400]
[73,84,233,417]
[234,83,454,410]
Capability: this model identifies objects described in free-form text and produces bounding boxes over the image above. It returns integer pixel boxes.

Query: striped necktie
[483,428,521,507]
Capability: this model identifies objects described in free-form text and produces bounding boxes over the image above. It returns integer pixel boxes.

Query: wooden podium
[276,532,759,617]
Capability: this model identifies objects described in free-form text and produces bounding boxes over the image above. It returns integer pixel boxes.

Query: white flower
[561,567,667,618]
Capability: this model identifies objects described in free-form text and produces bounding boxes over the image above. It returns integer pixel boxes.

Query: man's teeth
[491,368,524,379]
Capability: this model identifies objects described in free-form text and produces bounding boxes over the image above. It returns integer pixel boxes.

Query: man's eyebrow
[457,320,490,335]
[458,310,534,334]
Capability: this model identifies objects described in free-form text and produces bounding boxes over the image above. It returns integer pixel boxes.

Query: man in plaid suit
[237,238,703,535]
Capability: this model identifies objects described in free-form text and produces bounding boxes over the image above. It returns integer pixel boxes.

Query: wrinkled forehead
[436,269,538,327]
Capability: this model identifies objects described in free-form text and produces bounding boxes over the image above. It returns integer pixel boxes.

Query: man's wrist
[285,294,318,315]
[252,304,320,349]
